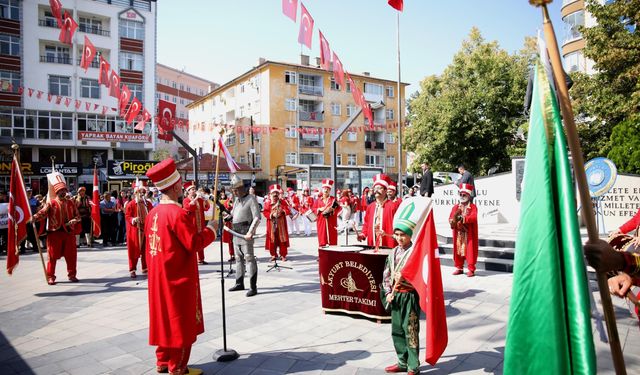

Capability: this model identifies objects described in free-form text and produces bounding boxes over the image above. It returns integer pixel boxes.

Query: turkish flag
[347,74,363,107]
[400,211,448,365]
[80,36,96,72]
[363,103,374,129]
[99,56,110,87]
[282,0,298,22]
[298,3,314,49]
[109,70,120,98]
[319,31,331,71]
[7,155,32,275]
[58,11,78,45]
[157,99,176,132]
[388,0,403,11]
[49,0,63,27]
[135,108,151,131]
[332,55,344,90]
[75,99,81,109]
[64,97,71,107]
[91,166,101,238]
[119,84,131,116]
[157,129,173,142]
[125,97,141,124]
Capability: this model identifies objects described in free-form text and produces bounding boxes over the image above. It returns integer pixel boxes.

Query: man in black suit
[456,163,476,201]
[419,163,434,198]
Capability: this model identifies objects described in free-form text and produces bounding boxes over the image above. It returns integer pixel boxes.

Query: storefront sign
[79,131,151,143]
[107,160,158,179]
[0,162,81,176]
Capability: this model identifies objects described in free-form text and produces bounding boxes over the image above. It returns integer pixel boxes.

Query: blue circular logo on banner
[585,157,617,197]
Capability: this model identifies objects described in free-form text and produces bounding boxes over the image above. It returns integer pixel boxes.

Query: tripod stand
[266,255,292,272]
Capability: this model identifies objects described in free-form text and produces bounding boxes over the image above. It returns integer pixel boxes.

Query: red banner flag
[135,108,151,131]
[119,84,131,116]
[58,11,78,45]
[109,70,120,98]
[101,106,108,115]
[28,88,34,97]
[298,3,314,49]
[49,0,63,27]
[400,211,448,365]
[99,56,110,87]
[282,0,298,22]
[74,99,81,109]
[388,0,403,11]
[64,97,71,107]
[85,102,91,111]
[7,155,32,275]
[80,35,96,72]
[319,30,331,71]
[125,97,141,124]
[91,166,101,238]
[157,99,176,132]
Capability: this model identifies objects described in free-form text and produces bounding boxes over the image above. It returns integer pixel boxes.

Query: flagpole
[211,127,238,362]
[531,2,626,373]
[12,143,47,282]
[396,10,403,189]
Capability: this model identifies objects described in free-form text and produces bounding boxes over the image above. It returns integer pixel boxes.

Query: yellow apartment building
[187,56,407,195]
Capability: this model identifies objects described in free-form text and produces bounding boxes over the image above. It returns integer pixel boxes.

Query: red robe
[263,198,291,256]
[619,209,640,234]
[313,195,340,247]
[361,199,398,249]
[221,199,233,244]
[145,201,216,348]
[449,202,478,272]
[183,196,211,261]
[125,198,153,271]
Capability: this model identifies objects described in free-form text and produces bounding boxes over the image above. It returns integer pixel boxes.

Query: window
[0,34,19,56]
[299,126,324,147]
[364,82,383,96]
[336,154,342,165]
[285,98,296,111]
[386,155,396,167]
[564,51,585,73]
[331,103,341,116]
[347,154,357,166]
[0,0,19,20]
[285,71,296,84]
[365,154,383,167]
[119,52,143,71]
[255,154,261,168]
[347,131,357,142]
[346,104,355,117]
[171,81,177,89]
[386,85,394,97]
[180,98,184,105]
[80,78,99,99]
[0,70,20,90]
[239,131,245,144]
[346,79,352,93]
[386,109,394,120]
[239,155,246,164]
[299,153,324,165]
[240,84,245,93]
[79,17,106,36]
[330,77,341,91]
[119,19,144,40]
[172,96,177,103]
[42,11,57,27]
[43,45,70,64]
[563,10,584,43]
[128,84,142,101]
[49,75,71,96]
[285,125,297,138]
[239,106,244,117]
[285,152,297,164]
[225,132,236,146]
[179,111,184,118]
[164,94,169,101]
[386,132,396,144]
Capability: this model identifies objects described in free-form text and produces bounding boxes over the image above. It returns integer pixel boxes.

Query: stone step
[438,252,515,273]
[439,243,515,261]
[437,234,516,249]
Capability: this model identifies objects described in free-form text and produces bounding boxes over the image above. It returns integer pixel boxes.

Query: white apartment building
[0,0,157,193]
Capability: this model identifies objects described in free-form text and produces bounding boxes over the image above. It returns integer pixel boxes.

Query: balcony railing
[300,139,324,148]
[76,58,100,68]
[38,18,58,28]
[79,24,111,37]
[298,84,323,96]
[40,55,72,65]
[299,111,324,122]
[365,141,385,150]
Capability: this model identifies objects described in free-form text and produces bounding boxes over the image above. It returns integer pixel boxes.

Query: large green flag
[503,61,596,374]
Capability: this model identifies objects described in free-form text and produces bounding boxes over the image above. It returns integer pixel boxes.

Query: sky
[157,0,564,97]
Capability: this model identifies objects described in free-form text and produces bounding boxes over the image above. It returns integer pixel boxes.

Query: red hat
[459,183,474,196]
[287,187,294,192]
[269,184,282,194]
[47,171,67,193]
[372,173,389,189]
[321,178,334,189]
[388,181,397,191]
[146,159,182,192]
[183,181,195,191]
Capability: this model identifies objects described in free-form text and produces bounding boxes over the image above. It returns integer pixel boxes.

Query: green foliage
[151,148,172,161]
[608,118,640,174]
[406,28,531,176]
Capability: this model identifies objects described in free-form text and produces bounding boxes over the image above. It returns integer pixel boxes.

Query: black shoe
[246,289,257,297]
[228,283,245,292]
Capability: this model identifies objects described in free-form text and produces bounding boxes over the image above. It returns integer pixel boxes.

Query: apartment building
[188,56,407,194]
[155,63,218,159]
[0,0,156,193]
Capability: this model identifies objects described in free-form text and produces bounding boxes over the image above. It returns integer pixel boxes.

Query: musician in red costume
[182,181,211,265]
[387,181,402,209]
[125,182,153,278]
[145,159,217,375]
[313,179,340,247]
[358,173,398,249]
[263,184,291,261]
[31,172,81,285]
[299,188,314,236]
[449,183,478,277]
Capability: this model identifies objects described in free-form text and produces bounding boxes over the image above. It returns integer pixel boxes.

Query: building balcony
[365,141,385,150]
[300,139,324,148]
[38,18,58,28]
[40,55,72,65]
[299,111,324,122]
[76,58,100,68]
[298,84,323,96]
[79,24,111,37]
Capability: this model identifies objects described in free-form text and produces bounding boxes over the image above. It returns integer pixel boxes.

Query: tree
[570,0,640,171]
[405,28,531,176]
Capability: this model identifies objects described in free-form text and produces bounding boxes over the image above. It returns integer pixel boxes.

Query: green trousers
[390,291,420,371]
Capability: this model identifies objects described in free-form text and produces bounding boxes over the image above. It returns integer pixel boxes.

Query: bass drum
[608,233,639,254]
[304,210,318,222]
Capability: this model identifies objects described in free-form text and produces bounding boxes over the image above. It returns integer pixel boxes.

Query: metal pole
[396,11,403,187]
[250,116,255,187]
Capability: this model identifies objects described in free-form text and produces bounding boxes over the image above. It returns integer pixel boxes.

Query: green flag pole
[530,1,625,373]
